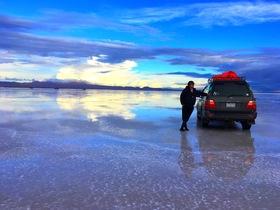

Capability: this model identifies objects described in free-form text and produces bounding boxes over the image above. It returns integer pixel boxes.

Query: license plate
[226,103,236,108]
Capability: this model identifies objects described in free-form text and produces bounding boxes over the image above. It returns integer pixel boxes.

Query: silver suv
[196,71,257,130]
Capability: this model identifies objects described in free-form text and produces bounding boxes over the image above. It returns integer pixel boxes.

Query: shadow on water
[179,125,255,182]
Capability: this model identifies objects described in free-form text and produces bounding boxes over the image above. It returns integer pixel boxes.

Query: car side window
[203,85,209,94]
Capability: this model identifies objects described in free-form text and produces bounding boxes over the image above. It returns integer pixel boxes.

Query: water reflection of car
[198,130,255,181]
[179,130,255,181]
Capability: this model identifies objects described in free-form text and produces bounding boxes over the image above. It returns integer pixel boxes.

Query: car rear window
[212,82,250,97]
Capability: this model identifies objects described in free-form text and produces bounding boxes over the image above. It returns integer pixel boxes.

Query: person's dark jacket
[180,86,207,106]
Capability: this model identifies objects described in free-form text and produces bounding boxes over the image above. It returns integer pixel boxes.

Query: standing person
[180,81,207,131]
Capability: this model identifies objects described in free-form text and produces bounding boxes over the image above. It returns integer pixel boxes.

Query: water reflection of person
[178,132,195,179]
[198,130,255,182]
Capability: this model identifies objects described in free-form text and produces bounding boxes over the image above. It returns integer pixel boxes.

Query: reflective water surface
[0,88,280,209]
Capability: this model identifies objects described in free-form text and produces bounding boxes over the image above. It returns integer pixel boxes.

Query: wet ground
[0,88,280,209]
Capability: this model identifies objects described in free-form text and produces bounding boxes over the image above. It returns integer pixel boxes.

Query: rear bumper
[203,110,257,123]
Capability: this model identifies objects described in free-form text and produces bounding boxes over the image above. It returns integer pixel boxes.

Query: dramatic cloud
[0,29,139,61]
[1,23,280,91]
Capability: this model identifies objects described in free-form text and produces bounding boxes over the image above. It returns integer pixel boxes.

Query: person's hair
[188,81,194,86]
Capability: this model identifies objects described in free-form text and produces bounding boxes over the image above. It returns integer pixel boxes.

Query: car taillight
[205,100,216,109]
[246,101,257,110]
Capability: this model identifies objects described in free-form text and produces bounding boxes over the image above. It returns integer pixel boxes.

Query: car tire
[241,122,251,130]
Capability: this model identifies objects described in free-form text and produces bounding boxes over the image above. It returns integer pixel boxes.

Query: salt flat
[0,88,280,209]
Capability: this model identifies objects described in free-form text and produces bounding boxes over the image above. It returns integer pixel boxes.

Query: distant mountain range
[0,81,176,91]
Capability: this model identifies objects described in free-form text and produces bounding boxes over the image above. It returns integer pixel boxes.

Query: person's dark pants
[181,105,194,129]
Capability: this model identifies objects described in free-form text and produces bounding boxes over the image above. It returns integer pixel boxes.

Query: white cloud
[56,55,195,89]
[121,7,187,24]
[186,2,280,27]
[120,2,280,27]
[0,52,81,81]
[0,62,54,82]
[56,55,141,86]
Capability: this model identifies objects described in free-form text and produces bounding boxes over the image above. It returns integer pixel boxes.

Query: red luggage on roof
[212,71,240,81]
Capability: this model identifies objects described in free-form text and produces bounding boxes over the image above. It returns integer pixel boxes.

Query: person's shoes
[180,128,185,131]
[185,127,189,131]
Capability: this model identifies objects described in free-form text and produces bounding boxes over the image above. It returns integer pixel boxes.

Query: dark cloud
[0,14,36,31]
[0,13,157,62]
[0,30,93,58]
[98,70,111,74]
[158,48,280,92]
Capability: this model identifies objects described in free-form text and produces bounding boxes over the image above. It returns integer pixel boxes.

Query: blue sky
[1,0,280,92]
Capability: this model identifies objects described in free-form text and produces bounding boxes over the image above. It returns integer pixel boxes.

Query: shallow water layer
[0,88,280,209]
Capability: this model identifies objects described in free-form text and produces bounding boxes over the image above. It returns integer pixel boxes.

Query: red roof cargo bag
[212,71,240,80]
